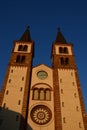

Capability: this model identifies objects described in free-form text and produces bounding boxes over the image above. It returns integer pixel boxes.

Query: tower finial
[58,27,60,32]
[27,26,30,30]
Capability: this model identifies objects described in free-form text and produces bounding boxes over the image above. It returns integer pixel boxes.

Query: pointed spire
[55,28,67,44]
[20,26,31,42]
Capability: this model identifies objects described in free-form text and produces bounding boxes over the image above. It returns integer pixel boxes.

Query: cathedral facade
[0,27,87,130]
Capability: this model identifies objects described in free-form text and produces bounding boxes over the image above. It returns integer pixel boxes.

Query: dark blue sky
[0,0,87,111]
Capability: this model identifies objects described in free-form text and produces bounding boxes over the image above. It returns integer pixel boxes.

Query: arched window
[65,58,69,65]
[61,89,63,94]
[16,55,21,63]
[79,122,82,128]
[45,89,51,100]
[74,93,77,98]
[23,45,28,51]
[32,86,51,101]
[59,47,68,54]
[39,89,44,100]
[64,47,68,53]
[60,57,69,65]
[60,57,64,65]
[62,102,64,107]
[18,45,23,51]
[63,117,66,123]
[21,56,25,63]
[59,47,63,53]
[33,88,38,100]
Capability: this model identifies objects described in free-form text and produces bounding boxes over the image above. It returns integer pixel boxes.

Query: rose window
[30,105,52,125]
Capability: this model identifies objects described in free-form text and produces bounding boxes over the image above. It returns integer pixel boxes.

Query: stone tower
[0,28,87,130]
[52,28,87,130]
[0,27,34,130]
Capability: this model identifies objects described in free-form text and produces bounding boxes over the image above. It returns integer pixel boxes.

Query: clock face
[37,71,48,79]
[30,105,52,125]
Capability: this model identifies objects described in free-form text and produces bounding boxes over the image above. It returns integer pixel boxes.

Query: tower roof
[55,28,67,44]
[20,26,31,42]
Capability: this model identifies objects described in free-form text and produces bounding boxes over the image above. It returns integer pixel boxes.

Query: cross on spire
[58,27,60,32]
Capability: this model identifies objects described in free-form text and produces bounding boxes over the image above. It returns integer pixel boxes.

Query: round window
[30,105,52,125]
[37,71,48,79]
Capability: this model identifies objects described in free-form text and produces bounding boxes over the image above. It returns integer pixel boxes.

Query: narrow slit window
[62,102,64,107]
[22,77,24,81]
[20,87,23,91]
[60,78,62,83]
[72,82,75,86]
[6,90,9,95]
[8,79,11,83]
[61,89,63,94]
[74,93,77,98]
[76,106,79,111]
[63,117,66,123]
[11,69,13,73]
[71,72,73,76]
[79,122,82,128]
[18,100,21,105]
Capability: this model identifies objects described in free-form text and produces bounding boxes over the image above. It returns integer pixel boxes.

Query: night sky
[0,0,87,111]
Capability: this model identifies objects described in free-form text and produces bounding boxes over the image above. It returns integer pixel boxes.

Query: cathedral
[0,27,87,130]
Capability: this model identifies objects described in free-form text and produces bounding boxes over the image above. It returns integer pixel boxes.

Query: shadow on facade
[0,107,32,130]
